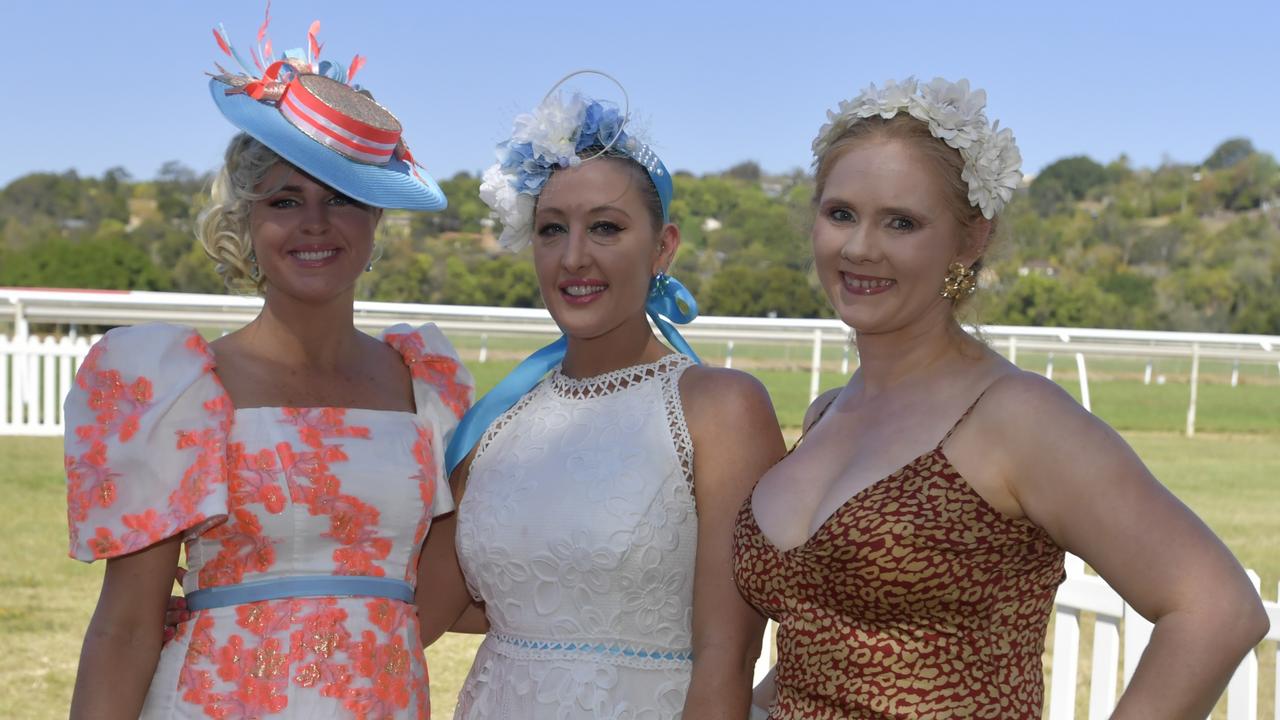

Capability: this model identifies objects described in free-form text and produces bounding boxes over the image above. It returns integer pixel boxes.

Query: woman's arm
[415,453,485,647]
[449,600,490,634]
[977,373,1269,719]
[680,367,787,719]
[70,535,183,720]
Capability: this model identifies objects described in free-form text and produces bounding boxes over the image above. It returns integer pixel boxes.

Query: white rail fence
[2,288,1278,714]
[3,287,1280,436]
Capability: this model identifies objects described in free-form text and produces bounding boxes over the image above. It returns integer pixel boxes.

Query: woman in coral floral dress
[65,21,470,719]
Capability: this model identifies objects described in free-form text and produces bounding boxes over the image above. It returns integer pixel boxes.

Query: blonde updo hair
[195,133,286,293]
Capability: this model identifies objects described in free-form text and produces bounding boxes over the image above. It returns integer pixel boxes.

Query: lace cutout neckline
[550,353,693,400]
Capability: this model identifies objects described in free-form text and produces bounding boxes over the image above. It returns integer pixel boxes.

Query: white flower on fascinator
[812,79,919,157]
[910,77,988,149]
[512,93,587,167]
[872,77,919,117]
[479,165,536,252]
[813,76,1023,218]
[961,122,1023,220]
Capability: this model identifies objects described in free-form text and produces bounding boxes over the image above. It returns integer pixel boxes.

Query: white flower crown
[812,77,1022,219]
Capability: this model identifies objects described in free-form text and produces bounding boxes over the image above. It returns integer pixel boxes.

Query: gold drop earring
[940,262,977,299]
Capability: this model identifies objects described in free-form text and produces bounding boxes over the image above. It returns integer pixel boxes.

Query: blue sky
[3,0,1277,187]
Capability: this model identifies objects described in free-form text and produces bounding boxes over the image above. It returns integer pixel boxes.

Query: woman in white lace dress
[415,88,786,718]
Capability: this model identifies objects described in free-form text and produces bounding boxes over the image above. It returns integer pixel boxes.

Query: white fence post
[10,335,26,427]
[58,336,74,427]
[1075,353,1091,413]
[41,336,57,428]
[725,340,734,369]
[13,300,28,342]
[1046,352,1055,380]
[1186,342,1200,438]
[1008,335,1018,365]
[0,336,8,430]
[753,619,774,685]
[1049,555,1086,720]
[1273,581,1279,720]
[809,329,822,404]
[1225,570,1261,720]
[1088,615,1121,719]
[1122,603,1154,688]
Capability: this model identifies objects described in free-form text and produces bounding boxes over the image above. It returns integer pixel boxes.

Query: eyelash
[268,195,359,209]
[535,221,625,237]
[827,208,916,232]
[828,207,855,223]
[888,216,916,232]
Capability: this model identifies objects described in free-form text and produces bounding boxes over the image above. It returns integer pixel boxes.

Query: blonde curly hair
[195,133,286,293]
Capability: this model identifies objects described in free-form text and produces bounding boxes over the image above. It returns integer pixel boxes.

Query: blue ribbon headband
[444,273,700,476]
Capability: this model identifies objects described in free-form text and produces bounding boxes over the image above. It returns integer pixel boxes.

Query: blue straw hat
[208,18,446,211]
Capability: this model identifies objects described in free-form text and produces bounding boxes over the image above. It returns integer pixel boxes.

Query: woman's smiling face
[531,157,676,342]
[248,163,381,304]
[812,137,979,335]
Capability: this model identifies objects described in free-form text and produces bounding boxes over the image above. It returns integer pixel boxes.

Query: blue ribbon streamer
[444,274,700,476]
[646,273,699,362]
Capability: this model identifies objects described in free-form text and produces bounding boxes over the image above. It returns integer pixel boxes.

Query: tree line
[2,138,1278,333]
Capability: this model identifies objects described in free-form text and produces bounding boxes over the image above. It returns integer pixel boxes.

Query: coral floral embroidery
[65,329,231,559]
[385,331,469,420]
[406,426,438,585]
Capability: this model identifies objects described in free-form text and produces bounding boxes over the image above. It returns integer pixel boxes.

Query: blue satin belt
[184,576,414,611]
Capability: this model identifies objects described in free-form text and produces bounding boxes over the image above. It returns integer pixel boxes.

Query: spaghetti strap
[937,389,990,449]
[787,393,839,455]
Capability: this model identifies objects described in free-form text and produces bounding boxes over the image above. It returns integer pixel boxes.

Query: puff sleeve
[64,323,233,561]
[381,323,474,517]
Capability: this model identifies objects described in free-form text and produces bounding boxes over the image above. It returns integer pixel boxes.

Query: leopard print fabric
[733,401,1065,719]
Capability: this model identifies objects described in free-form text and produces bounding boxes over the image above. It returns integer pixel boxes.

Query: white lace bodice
[454,354,698,718]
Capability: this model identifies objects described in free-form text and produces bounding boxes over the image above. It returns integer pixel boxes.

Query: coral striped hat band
[278,75,401,165]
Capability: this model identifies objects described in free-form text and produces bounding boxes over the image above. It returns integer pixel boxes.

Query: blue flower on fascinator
[479,92,669,252]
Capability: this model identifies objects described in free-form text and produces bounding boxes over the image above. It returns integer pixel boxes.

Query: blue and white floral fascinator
[813,77,1022,219]
[479,71,672,252]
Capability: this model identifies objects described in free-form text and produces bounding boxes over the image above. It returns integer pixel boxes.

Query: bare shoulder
[679,364,777,427]
[968,367,1129,489]
[978,368,1096,434]
[206,327,242,356]
[804,387,843,432]
[678,364,786,500]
